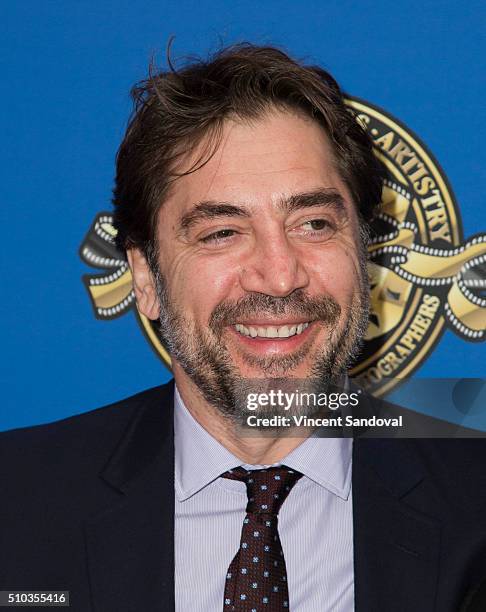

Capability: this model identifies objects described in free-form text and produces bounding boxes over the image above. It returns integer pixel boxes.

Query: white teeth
[234,322,311,338]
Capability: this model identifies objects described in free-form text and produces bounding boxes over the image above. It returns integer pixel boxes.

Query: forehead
[163,109,354,219]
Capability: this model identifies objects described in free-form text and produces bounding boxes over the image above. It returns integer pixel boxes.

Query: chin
[230,354,317,381]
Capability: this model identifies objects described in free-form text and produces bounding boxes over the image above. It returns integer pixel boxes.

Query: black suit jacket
[1,380,486,611]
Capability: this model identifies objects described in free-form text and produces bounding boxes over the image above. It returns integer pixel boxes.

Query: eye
[301,219,330,231]
[290,217,337,242]
[200,229,237,244]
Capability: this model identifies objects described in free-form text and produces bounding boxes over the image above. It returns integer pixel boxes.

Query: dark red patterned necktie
[221,466,303,611]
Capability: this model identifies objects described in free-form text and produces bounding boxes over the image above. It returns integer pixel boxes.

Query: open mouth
[234,322,311,339]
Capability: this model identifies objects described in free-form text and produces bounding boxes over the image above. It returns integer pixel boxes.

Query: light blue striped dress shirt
[174,386,354,611]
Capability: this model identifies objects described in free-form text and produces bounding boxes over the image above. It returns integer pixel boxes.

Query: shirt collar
[174,385,353,502]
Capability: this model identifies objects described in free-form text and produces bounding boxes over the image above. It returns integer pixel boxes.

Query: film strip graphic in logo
[368,181,485,341]
[80,99,486,397]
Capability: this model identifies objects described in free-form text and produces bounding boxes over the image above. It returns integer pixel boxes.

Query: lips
[234,322,311,338]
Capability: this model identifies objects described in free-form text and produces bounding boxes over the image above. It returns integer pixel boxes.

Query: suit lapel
[84,382,175,612]
[353,438,441,612]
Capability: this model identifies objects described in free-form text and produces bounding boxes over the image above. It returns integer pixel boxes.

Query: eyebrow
[179,202,251,232]
[279,188,347,217]
[178,188,347,233]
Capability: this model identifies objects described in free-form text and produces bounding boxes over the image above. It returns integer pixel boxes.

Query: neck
[173,365,308,465]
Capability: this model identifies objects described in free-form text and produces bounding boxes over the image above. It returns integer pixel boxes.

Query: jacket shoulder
[0,382,174,475]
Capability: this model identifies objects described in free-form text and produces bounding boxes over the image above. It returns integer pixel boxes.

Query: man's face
[131,109,369,415]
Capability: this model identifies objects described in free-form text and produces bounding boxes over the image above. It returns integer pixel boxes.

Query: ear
[126,248,160,320]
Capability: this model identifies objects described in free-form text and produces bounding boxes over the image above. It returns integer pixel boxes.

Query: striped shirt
[174,386,354,611]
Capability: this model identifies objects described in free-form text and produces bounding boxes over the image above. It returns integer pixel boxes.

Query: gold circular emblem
[347,98,485,395]
[81,99,486,398]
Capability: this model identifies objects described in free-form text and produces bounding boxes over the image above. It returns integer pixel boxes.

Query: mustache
[209,290,341,335]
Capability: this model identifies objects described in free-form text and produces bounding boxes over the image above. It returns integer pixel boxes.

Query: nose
[239,231,310,297]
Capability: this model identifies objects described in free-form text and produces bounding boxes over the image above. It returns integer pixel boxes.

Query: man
[1,44,486,612]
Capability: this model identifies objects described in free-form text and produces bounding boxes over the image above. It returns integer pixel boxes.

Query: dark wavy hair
[112,43,384,255]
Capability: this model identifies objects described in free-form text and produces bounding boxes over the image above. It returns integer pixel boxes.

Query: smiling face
[129,108,369,416]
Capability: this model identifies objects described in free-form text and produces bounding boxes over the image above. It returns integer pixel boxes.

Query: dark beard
[151,262,370,425]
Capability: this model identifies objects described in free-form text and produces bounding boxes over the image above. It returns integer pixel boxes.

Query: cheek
[167,254,240,322]
[306,243,362,299]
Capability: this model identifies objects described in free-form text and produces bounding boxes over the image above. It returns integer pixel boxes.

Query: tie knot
[222,466,302,516]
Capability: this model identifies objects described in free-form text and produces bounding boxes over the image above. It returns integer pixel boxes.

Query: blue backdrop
[2,0,485,431]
